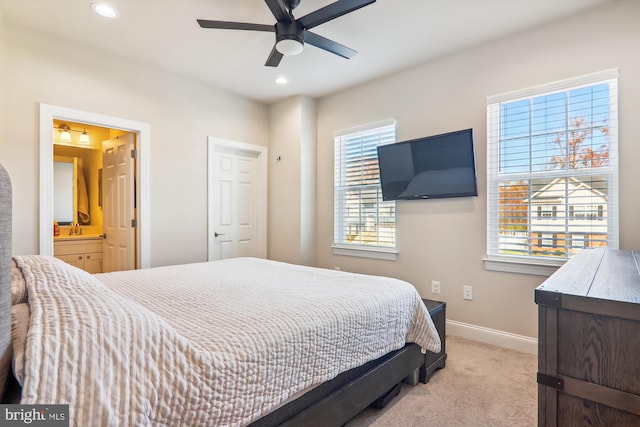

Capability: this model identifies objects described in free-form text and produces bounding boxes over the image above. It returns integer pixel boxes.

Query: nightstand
[421,299,447,382]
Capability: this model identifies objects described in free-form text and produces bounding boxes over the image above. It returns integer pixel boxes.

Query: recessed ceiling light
[275,77,288,85]
[91,2,119,19]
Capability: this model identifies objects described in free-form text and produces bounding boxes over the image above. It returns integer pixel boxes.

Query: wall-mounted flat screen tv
[377,128,478,201]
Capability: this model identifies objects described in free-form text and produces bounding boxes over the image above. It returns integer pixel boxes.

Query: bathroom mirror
[53,156,77,225]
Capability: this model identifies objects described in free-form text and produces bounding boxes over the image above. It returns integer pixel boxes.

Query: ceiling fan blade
[298,0,376,30]
[197,19,274,32]
[265,45,284,67]
[304,31,357,59]
[264,0,292,22]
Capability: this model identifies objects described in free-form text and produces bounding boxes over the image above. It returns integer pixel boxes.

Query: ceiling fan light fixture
[276,36,304,56]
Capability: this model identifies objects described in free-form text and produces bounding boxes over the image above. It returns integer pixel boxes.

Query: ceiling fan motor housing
[275,21,304,54]
[275,21,304,44]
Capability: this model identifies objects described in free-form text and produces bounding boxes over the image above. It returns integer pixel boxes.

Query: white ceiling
[0,0,614,104]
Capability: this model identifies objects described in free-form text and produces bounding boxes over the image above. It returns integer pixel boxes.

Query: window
[486,70,618,274]
[333,121,397,260]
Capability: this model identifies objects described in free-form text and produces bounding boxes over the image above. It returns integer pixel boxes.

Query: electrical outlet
[463,285,473,300]
[431,280,441,294]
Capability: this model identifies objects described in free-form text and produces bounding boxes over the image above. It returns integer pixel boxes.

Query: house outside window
[486,70,619,274]
[333,121,397,260]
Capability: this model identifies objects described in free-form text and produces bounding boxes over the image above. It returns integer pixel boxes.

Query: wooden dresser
[535,248,640,426]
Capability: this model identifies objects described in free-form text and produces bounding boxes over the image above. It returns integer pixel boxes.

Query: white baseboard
[446,320,538,355]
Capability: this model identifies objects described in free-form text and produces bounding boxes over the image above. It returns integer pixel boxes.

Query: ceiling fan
[197,0,376,67]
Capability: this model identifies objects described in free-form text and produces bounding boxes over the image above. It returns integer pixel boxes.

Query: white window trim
[485,69,619,275]
[486,68,620,104]
[332,244,398,261]
[333,119,397,259]
[483,255,563,276]
[333,119,396,139]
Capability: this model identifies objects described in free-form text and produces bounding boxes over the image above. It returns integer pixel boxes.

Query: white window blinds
[334,121,396,250]
[487,70,618,262]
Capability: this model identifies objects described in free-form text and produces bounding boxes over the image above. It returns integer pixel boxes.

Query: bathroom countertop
[54,235,104,242]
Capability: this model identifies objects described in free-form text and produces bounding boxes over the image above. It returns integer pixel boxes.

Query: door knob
[214,232,225,237]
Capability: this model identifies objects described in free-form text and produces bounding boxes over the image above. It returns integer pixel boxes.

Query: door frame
[207,137,268,261]
[39,103,150,268]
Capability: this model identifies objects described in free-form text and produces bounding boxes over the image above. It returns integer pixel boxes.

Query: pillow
[11,258,27,305]
[11,303,30,386]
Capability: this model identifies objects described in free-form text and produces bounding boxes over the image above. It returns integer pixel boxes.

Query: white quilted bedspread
[15,255,440,427]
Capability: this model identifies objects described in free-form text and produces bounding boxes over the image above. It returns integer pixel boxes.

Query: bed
[0,163,441,426]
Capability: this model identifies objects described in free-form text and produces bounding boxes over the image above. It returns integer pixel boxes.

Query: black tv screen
[377,128,478,201]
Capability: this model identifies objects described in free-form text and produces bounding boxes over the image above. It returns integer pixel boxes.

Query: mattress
[14,255,440,426]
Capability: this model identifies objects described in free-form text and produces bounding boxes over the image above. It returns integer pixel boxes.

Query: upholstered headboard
[0,163,12,396]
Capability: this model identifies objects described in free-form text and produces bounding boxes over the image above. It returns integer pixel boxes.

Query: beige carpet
[345,335,538,426]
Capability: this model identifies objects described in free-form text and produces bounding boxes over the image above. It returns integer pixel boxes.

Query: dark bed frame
[1,345,427,426]
[0,162,440,426]
[253,343,426,426]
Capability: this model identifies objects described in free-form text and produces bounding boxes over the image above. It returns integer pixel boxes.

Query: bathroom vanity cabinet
[54,237,103,274]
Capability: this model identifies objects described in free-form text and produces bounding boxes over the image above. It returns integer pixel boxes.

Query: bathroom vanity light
[58,124,72,142]
[79,129,91,144]
[55,124,91,144]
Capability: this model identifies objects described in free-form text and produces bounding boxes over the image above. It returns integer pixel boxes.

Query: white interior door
[208,138,267,261]
[102,133,136,272]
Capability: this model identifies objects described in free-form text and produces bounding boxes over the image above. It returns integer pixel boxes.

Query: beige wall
[268,96,317,265]
[0,20,269,266]
[315,0,640,338]
[299,97,317,266]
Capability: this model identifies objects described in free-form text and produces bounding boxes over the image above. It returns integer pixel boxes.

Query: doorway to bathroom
[40,103,150,271]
